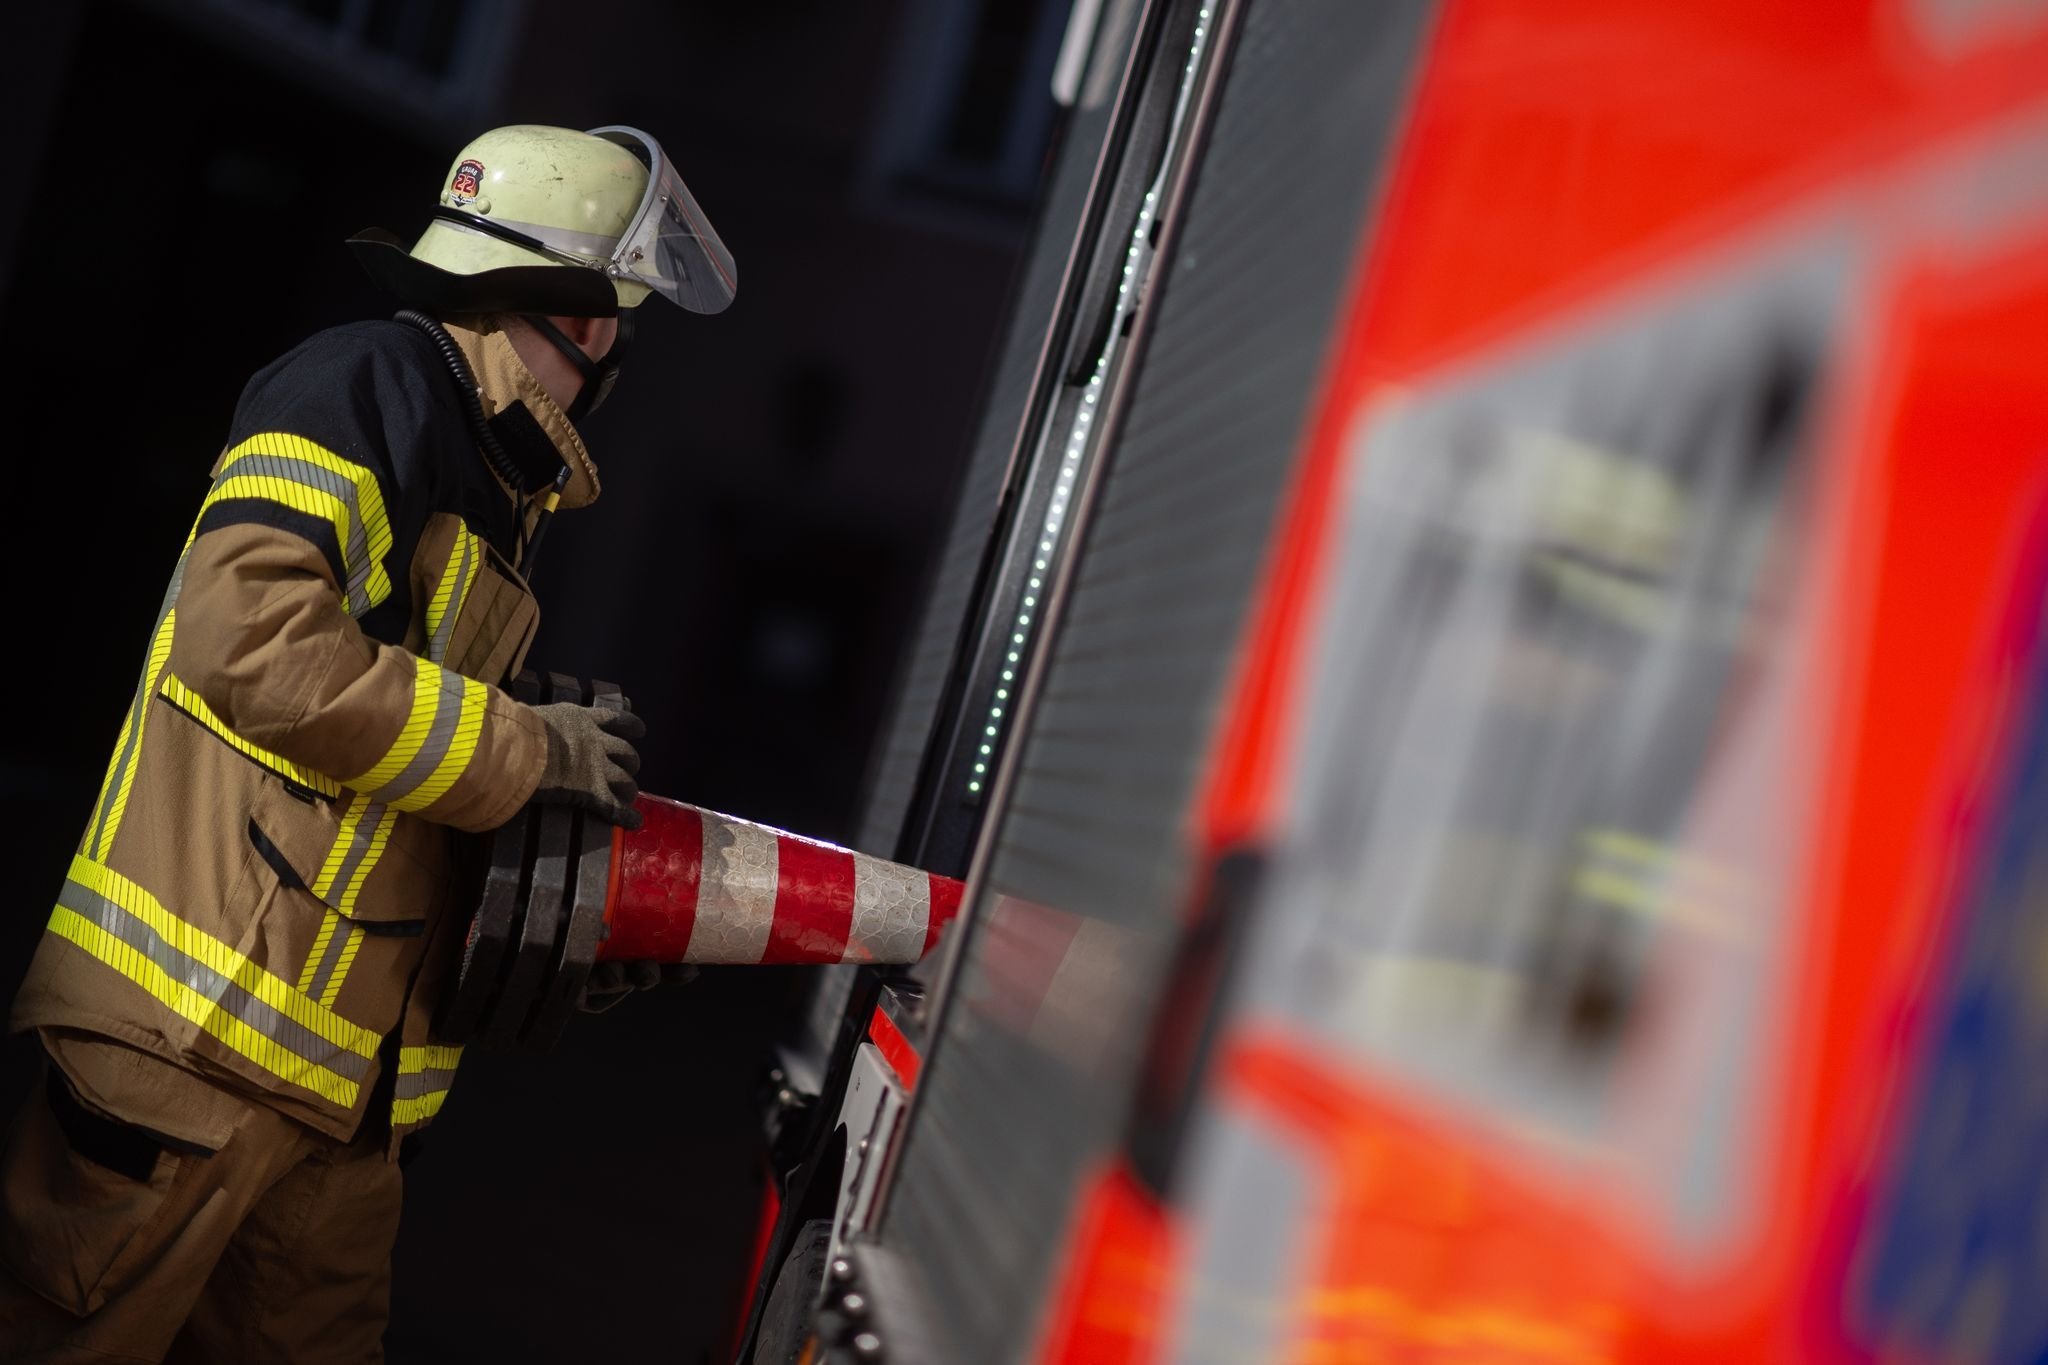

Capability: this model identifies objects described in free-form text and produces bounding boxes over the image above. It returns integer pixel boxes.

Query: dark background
[0,1,1070,1359]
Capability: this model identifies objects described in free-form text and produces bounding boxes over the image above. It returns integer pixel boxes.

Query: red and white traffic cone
[599,795,965,966]
[444,674,974,1049]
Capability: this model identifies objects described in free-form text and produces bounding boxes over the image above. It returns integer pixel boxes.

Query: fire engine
[694,1,2048,1359]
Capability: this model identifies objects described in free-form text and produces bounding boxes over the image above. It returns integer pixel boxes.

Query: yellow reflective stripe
[392,1043,464,1127]
[85,712,134,860]
[157,674,342,798]
[203,474,349,518]
[319,930,364,1010]
[299,908,358,1002]
[67,857,378,1062]
[219,432,394,524]
[90,607,181,862]
[144,609,177,684]
[305,522,480,915]
[311,799,371,902]
[297,911,341,994]
[48,909,363,1110]
[53,857,378,1108]
[400,1044,464,1073]
[346,657,486,814]
[425,530,483,665]
[334,806,397,915]
[298,905,366,1007]
[202,475,391,612]
[209,433,395,613]
[400,677,486,812]
[348,655,440,794]
[391,1090,451,1127]
[308,796,398,916]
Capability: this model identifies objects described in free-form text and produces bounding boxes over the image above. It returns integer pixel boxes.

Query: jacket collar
[440,315,602,510]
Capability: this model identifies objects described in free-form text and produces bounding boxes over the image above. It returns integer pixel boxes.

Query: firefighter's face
[551,314,619,364]
[582,315,621,361]
[508,313,621,412]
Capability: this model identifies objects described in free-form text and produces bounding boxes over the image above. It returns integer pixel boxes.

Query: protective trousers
[0,1039,400,1363]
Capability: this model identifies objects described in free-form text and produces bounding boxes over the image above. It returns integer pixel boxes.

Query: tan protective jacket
[12,316,600,1154]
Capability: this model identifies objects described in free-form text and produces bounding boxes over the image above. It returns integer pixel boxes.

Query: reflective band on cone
[599,795,964,965]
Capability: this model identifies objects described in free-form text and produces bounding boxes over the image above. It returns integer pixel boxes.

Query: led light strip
[969,7,1216,797]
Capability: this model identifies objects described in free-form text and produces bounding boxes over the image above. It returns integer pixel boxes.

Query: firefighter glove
[578,960,699,1013]
[532,702,646,829]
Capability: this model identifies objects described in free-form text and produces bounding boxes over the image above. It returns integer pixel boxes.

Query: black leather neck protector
[486,400,571,496]
[397,309,562,499]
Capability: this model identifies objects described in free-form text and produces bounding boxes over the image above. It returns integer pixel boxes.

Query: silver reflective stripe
[427,533,475,665]
[157,548,189,636]
[689,814,780,963]
[848,853,930,963]
[393,1066,460,1101]
[303,917,359,1003]
[58,877,374,1085]
[359,669,469,806]
[88,549,188,854]
[90,686,150,858]
[321,800,389,910]
[219,451,377,616]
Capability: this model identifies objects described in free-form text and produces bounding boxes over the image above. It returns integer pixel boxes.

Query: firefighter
[0,123,736,1362]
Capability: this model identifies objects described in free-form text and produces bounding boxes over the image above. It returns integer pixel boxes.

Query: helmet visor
[590,125,737,315]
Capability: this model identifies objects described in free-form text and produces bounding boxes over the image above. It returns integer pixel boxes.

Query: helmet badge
[449,159,485,206]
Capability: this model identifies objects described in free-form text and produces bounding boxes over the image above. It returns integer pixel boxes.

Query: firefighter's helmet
[350,124,737,318]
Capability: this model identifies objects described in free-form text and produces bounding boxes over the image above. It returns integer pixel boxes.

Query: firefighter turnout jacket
[11,315,600,1156]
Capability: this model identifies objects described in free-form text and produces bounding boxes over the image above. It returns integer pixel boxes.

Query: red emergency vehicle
[734,3,2048,1361]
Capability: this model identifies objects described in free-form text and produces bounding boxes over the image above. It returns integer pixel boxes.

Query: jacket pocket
[227,816,406,1107]
[245,776,442,934]
[446,538,538,686]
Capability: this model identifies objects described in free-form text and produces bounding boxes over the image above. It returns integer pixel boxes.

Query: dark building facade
[0,1,1068,1358]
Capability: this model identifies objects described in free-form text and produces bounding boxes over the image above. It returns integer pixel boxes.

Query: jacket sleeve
[169,333,545,833]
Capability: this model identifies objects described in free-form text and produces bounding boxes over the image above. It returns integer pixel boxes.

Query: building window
[865,0,1073,237]
[133,0,522,126]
